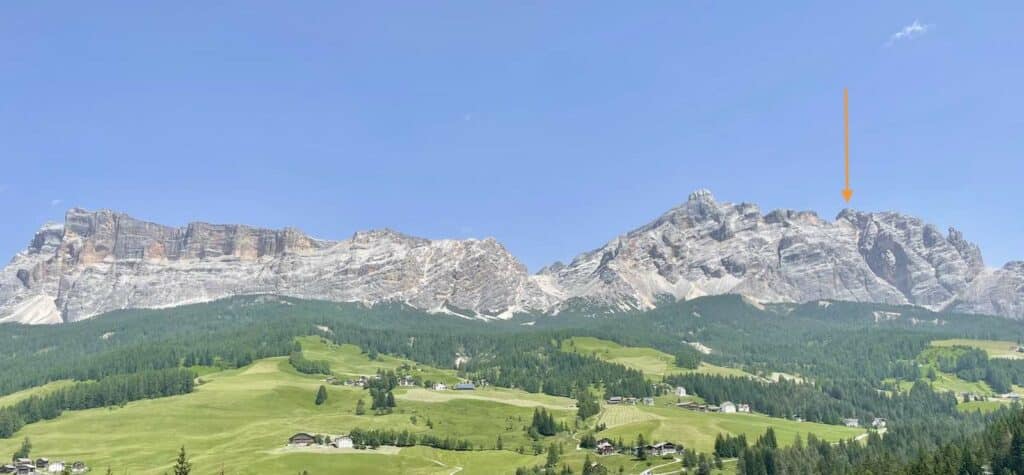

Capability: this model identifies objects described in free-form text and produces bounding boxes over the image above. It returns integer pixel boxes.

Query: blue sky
[1,2,1021,271]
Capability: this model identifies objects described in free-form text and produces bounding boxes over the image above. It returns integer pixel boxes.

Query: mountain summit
[0,208,555,323]
[2,193,1022,324]
[543,190,1020,318]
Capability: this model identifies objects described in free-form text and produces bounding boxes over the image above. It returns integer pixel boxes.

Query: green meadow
[0,338,866,474]
[931,338,1024,359]
[559,336,754,379]
[0,380,73,408]
[595,404,864,453]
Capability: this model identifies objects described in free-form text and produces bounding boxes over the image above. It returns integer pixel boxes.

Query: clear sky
[1,2,1021,271]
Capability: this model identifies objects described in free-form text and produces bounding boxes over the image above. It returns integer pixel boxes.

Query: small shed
[333,435,354,449]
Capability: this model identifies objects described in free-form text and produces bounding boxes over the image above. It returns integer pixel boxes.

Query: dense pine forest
[4,294,1024,473]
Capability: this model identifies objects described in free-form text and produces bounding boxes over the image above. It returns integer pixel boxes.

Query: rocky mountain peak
[0,209,549,324]
[687,188,715,203]
[1,192,1022,324]
[543,190,1021,318]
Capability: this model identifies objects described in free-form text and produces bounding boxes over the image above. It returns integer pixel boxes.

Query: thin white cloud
[50,199,63,207]
[886,20,932,46]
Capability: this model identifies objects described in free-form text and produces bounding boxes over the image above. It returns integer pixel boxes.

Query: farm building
[595,439,617,456]
[675,386,687,397]
[288,432,317,446]
[453,382,476,390]
[720,401,737,413]
[333,435,354,449]
[649,442,678,456]
[843,418,860,428]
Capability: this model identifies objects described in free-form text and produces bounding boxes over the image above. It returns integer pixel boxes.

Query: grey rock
[543,190,1023,318]
[0,209,554,323]
[2,191,1022,324]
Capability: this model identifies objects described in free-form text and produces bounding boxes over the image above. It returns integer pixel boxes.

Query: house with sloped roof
[649,442,678,456]
[288,432,316,446]
[595,439,617,456]
[333,435,354,449]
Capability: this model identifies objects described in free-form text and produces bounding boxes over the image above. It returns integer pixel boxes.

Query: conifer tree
[173,446,192,475]
[315,385,328,405]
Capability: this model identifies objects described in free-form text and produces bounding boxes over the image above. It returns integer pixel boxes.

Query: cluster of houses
[325,373,478,392]
[605,396,655,406]
[287,433,354,449]
[960,392,987,402]
[1,458,87,474]
[676,401,751,414]
[432,382,476,391]
[841,417,887,429]
[594,439,679,457]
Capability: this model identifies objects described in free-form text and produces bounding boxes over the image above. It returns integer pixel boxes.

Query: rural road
[640,457,681,475]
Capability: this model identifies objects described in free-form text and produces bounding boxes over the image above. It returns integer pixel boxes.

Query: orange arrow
[842,88,853,202]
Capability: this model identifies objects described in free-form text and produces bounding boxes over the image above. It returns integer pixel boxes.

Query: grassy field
[884,370,993,397]
[0,338,862,474]
[0,355,571,474]
[957,400,1009,413]
[0,380,73,408]
[297,335,459,383]
[881,341,1009,398]
[595,404,864,453]
[560,337,754,379]
[932,339,1024,359]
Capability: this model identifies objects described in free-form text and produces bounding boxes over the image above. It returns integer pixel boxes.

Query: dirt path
[641,456,681,475]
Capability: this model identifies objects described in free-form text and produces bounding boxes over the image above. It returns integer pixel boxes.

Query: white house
[843,418,860,428]
[737,403,751,413]
[48,461,66,473]
[675,386,687,397]
[333,436,354,449]
[433,382,448,391]
[871,418,887,429]
[720,401,737,413]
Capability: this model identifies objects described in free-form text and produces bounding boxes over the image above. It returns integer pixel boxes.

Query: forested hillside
[3,294,1024,473]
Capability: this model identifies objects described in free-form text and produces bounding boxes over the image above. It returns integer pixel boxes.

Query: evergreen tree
[575,386,600,420]
[173,446,192,475]
[12,437,30,459]
[315,385,328,406]
[635,434,646,460]
[546,442,560,467]
[355,398,366,415]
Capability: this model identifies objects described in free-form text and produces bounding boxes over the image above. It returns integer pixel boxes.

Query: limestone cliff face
[540,190,1021,318]
[0,209,553,323]
[1,194,1021,324]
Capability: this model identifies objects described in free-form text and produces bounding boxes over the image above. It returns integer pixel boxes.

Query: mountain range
[2,190,1021,324]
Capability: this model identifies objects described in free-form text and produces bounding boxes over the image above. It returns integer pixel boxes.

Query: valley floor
[0,338,862,474]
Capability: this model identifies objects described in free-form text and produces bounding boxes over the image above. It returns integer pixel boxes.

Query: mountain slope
[542,190,1023,317]
[0,209,554,323]
[1,192,1021,324]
